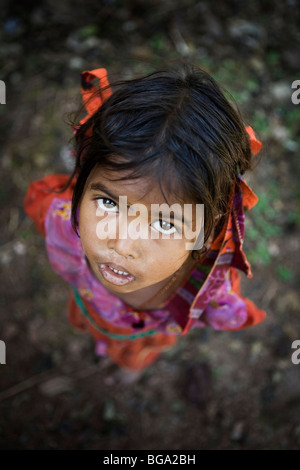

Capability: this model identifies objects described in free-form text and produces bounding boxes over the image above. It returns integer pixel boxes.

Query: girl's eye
[151,219,177,234]
[96,198,118,212]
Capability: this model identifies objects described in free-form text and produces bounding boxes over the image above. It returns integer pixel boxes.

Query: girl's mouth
[98,263,135,286]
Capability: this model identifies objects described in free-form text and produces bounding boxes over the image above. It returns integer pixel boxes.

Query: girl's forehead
[86,165,187,206]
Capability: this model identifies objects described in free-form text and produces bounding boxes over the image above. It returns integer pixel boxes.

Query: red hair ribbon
[79,68,112,126]
[245,125,262,155]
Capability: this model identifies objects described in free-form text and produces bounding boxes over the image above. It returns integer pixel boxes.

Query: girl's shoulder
[24,174,75,236]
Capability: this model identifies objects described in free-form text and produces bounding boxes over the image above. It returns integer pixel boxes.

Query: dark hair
[69,64,253,255]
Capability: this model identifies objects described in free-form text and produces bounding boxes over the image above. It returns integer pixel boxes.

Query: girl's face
[78,165,202,295]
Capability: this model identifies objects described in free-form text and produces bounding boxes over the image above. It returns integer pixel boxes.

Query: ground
[0,0,300,450]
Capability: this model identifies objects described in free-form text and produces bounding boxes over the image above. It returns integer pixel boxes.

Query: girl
[24,64,266,371]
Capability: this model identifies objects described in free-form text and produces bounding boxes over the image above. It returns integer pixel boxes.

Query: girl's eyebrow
[90,182,120,202]
[90,181,148,208]
[90,181,137,210]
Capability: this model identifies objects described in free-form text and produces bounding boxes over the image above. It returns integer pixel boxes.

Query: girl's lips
[98,263,135,286]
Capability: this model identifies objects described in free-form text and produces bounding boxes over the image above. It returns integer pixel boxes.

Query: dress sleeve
[24,174,75,237]
[228,267,266,329]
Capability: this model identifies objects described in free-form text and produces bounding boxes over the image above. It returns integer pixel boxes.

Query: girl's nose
[106,219,138,259]
[107,237,137,259]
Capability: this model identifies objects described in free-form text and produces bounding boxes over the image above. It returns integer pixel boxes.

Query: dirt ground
[0,0,300,450]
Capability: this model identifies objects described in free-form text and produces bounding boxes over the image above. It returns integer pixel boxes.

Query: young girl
[24,64,266,371]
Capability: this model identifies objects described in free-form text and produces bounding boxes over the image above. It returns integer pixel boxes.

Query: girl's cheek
[149,239,189,263]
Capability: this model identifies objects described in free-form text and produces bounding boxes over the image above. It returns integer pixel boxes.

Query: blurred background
[0,0,300,450]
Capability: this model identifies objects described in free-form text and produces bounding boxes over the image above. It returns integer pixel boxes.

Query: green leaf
[276,265,293,282]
